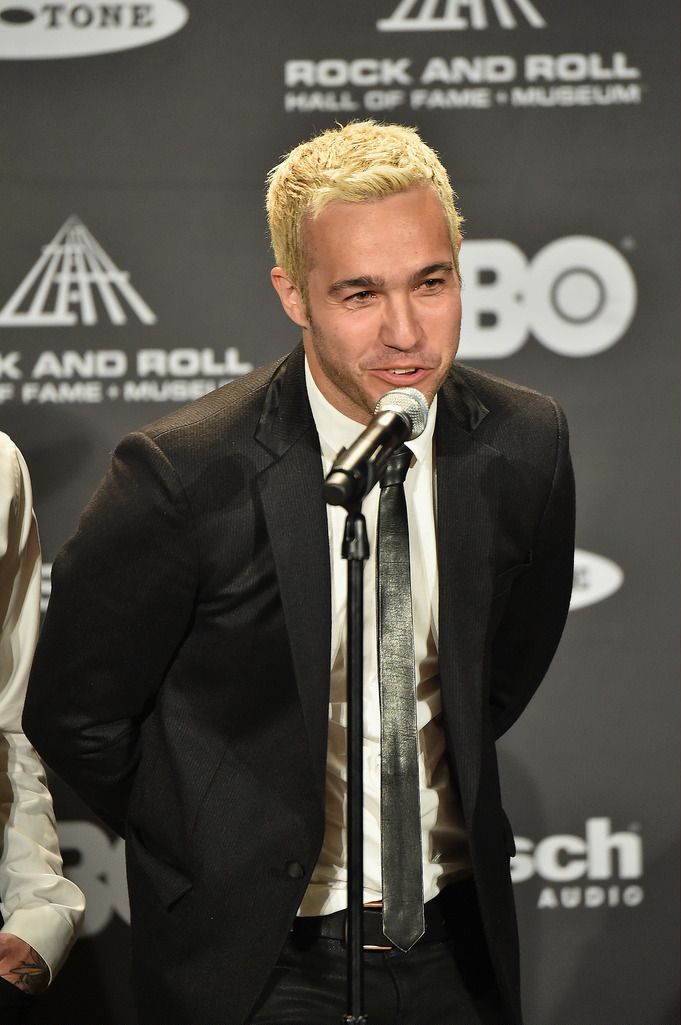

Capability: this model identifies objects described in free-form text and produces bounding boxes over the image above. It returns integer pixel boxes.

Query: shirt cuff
[1,906,81,983]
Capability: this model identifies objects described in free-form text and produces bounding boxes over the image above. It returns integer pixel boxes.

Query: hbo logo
[58,821,129,937]
[458,236,637,358]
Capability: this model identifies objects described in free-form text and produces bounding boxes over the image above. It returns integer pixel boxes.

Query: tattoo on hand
[2,948,49,994]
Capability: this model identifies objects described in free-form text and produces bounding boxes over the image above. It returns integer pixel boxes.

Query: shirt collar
[304,357,437,469]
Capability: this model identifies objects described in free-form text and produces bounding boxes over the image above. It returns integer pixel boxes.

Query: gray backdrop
[1,1,678,1022]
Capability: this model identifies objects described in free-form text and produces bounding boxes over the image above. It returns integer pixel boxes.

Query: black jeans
[249,881,507,1025]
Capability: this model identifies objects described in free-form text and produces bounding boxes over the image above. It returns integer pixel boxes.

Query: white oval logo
[0,1,188,59]
[570,549,624,610]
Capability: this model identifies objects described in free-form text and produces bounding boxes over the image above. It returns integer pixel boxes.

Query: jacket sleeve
[0,435,85,980]
[23,430,199,837]
[489,399,576,739]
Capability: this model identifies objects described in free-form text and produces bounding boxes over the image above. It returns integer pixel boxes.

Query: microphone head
[374,387,429,440]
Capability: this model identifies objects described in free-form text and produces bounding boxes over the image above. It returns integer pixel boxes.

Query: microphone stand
[322,390,426,1023]
[339,503,369,1025]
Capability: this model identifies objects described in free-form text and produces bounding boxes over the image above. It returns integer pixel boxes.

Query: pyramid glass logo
[377,0,546,31]
[0,216,156,327]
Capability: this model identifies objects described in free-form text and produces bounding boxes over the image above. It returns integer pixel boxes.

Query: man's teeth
[388,368,416,374]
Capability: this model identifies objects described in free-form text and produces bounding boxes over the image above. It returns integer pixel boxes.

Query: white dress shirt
[300,362,471,917]
[0,433,85,978]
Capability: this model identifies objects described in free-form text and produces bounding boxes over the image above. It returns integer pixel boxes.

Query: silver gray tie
[376,444,425,952]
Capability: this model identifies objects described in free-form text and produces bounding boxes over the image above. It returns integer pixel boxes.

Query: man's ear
[270,268,309,329]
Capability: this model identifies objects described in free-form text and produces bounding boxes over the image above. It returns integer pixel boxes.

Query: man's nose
[380,294,422,350]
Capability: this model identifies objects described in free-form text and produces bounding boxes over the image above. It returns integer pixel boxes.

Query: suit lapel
[436,370,500,815]
[255,347,331,799]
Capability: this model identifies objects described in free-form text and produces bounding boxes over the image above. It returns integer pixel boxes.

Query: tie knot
[380,445,412,488]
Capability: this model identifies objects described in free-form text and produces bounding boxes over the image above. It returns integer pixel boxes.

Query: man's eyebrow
[327,263,455,297]
[328,275,385,296]
[328,263,455,296]
[411,262,455,281]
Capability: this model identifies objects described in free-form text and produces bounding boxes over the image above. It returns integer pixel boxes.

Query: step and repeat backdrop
[1,1,679,1022]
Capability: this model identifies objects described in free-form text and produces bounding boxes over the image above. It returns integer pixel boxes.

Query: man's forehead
[303,185,450,265]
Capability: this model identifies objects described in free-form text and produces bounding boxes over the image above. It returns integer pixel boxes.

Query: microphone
[323,387,429,508]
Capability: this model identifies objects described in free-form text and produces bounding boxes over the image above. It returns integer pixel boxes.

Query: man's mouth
[366,365,435,385]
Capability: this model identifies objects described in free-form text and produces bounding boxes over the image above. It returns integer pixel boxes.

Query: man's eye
[347,290,374,303]
[419,278,443,290]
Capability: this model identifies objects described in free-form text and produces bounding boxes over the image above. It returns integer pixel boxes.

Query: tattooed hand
[0,934,49,994]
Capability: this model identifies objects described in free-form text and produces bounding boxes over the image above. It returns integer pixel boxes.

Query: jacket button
[285,861,305,879]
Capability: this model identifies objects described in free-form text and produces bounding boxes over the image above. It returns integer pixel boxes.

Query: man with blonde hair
[25,121,574,1025]
[266,120,463,302]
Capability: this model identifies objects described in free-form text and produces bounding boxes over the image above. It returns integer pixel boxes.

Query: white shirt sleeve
[0,433,85,980]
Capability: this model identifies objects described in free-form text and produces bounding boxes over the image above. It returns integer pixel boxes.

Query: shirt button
[285,861,305,879]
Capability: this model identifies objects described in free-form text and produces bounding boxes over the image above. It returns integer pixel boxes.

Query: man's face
[272,184,462,425]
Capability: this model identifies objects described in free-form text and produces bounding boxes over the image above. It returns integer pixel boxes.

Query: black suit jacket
[24,345,575,1025]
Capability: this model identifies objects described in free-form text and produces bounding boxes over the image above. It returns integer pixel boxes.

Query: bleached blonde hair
[266,120,463,299]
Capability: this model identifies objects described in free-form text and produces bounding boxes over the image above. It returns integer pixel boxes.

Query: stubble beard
[307,318,377,423]
[307,317,457,421]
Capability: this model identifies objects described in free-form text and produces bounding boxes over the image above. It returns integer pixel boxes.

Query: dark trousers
[0,977,33,1025]
[248,880,508,1025]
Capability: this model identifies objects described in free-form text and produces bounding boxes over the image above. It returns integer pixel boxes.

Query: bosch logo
[511,817,644,911]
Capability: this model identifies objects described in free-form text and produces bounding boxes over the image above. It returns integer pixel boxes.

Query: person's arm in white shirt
[0,434,85,994]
